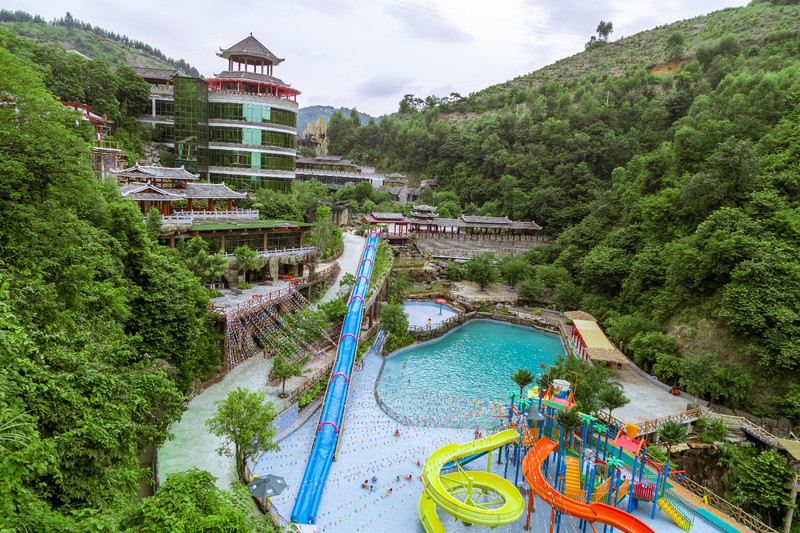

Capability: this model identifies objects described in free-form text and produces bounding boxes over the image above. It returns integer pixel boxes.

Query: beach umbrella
[247,474,287,499]
[436,298,446,314]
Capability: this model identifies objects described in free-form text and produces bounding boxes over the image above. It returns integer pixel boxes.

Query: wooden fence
[675,476,778,533]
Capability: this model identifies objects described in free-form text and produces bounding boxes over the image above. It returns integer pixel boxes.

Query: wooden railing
[675,476,777,533]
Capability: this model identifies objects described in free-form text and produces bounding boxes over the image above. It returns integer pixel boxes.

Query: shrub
[236,283,252,290]
[533,309,542,315]
[299,380,326,410]
[384,332,413,353]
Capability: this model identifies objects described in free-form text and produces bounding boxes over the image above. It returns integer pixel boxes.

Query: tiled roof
[118,181,245,201]
[296,156,355,167]
[461,215,512,225]
[386,173,406,178]
[510,220,542,230]
[371,212,408,221]
[212,70,288,86]
[217,35,283,64]
[185,183,247,200]
[113,164,199,181]
[131,67,179,82]
[119,183,183,201]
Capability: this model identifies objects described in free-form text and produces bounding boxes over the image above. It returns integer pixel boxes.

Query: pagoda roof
[113,164,199,181]
[386,172,406,178]
[413,204,436,211]
[212,70,289,87]
[217,34,283,64]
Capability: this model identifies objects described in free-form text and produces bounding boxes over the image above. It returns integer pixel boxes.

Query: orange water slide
[522,438,656,533]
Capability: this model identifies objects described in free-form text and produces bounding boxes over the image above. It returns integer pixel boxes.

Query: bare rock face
[461,301,474,313]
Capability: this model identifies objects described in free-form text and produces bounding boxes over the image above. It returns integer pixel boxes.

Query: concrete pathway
[612,366,691,427]
[319,232,366,304]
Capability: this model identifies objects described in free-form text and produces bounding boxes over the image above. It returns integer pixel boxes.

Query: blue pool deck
[404,301,459,327]
[253,349,726,533]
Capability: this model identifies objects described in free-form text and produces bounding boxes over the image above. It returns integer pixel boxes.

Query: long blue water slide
[291,231,380,524]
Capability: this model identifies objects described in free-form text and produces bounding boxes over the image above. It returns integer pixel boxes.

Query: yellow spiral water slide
[418,428,525,532]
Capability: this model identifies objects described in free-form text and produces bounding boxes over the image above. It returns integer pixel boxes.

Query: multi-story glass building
[136,34,299,192]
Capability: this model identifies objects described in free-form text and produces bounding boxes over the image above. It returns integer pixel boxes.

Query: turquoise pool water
[376,319,565,428]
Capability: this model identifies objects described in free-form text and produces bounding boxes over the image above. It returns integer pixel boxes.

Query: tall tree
[463,253,500,290]
[596,20,613,41]
[271,354,311,397]
[205,388,280,483]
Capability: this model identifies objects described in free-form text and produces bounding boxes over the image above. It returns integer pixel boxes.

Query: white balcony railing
[222,246,318,259]
[158,208,260,225]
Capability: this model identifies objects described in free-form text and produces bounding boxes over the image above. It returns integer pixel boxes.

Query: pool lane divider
[291,231,381,525]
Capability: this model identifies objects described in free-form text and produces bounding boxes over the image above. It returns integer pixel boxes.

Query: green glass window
[209,150,294,171]
[155,100,174,116]
[209,102,296,127]
[210,173,293,193]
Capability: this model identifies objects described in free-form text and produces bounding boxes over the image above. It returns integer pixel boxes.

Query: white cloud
[7,0,748,116]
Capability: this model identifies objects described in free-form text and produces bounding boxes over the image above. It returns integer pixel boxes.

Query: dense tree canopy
[0,28,221,529]
[326,3,800,419]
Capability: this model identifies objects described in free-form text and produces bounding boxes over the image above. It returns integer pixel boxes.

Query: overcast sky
[10,0,747,116]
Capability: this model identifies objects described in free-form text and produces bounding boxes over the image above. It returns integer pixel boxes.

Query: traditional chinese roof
[131,67,179,83]
[387,172,406,178]
[113,164,199,181]
[362,212,410,224]
[510,220,543,230]
[212,70,289,87]
[118,181,245,201]
[119,183,184,201]
[185,183,247,200]
[461,215,512,225]
[217,34,283,65]
[412,204,437,212]
[296,156,356,167]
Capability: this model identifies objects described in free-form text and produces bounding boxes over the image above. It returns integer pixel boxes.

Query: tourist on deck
[474,427,483,440]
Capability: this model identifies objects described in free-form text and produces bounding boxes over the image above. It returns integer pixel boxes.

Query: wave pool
[376,319,565,428]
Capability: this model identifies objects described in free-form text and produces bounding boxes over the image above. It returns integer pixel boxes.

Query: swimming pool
[403,300,458,328]
[376,319,565,428]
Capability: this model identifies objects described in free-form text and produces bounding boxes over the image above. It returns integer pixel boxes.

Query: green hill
[328,1,800,423]
[298,105,379,135]
[456,1,800,115]
[0,10,199,75]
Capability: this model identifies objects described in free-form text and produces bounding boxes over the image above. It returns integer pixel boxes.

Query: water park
[161,232,787,533]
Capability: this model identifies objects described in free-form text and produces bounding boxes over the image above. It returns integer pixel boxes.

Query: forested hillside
[0,10,200,75]
[328,1,800,420]
[298,105,378,135]
[0,28,270,531]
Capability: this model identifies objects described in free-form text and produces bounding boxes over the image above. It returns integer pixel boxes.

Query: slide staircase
[290,232,380,524]
[658,488,695,531]
[564,456,582,499]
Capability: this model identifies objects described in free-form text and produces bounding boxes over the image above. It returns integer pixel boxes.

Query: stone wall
[409,311,560,342]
